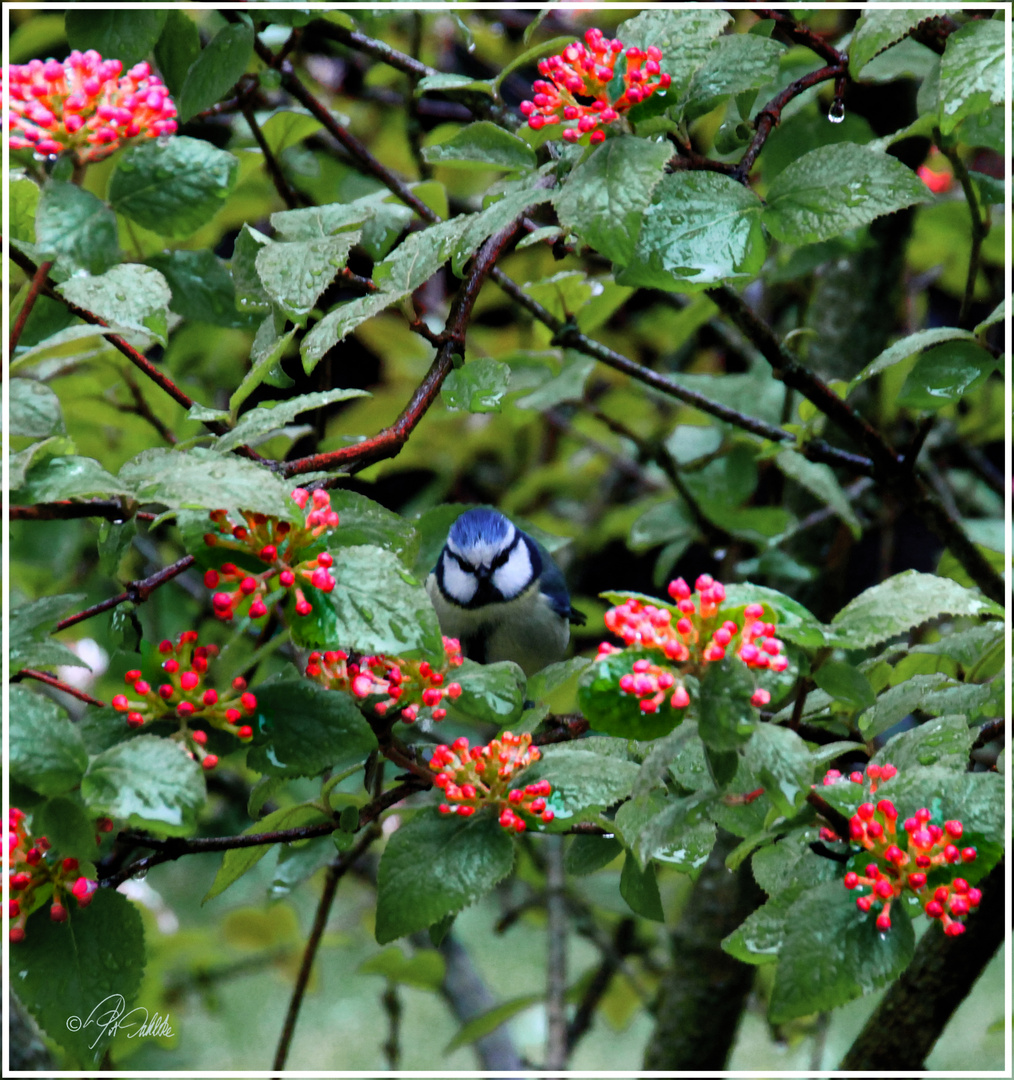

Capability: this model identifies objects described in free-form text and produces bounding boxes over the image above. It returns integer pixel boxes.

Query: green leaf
[515,350,595,412]
[415,72,495,97]
[9,686,88,796]
[619,170,765,290]
[849,326,978,391]
[896,339,998,411]
[254,233,358,324]
[683,34,785,119]
[11,170,40,244]
[215,388,369,453]
[108,136,239,239]
[12,889,145,1066]
[578,650,687,740]
[554,136,670,267]
[58,264,171,346]
[974,297,1005,337]
[829,570,1002,649]
[564,834,623,875]
[618,8,733,105]
[204,803,331,901]
[763,143,930,245]
[31,796,98,861]
[938,19,1004,135]
[301,291,400,369]
[441,357,511,413]
[697,659,758,752]
[153,8,201,97]
[246,680,378,778]
[722,889,798,966]
[322,490,419,564]
[445,660,526,727]
[269,195,377,242]
[35,180,119,276]
[858,673,955,739]
[614,791,715,873]
[81,735,205,836]
[874,713,974,772]
[813,660,876,712]
[230,319,296,411]
[304,544,445,658]
[521,745,640,821]
[769,879,915,1023]
[619,852,665,921]
[65,8,168,68]
[491,35,575,95]
[176,22,255,123]
[375,808,514,943]
[744,726,811,818]
[9,594,87,672]
[13,455,132,503]
[358,946,446,990]
[444,993,543,1053]
[775,450,861,538]
[147,249,256,329]
[258,108,324,156]
[849,9,951,76]
[118,447,300,520]
[9,378,64,438]
[231,223,273,315]
[422,121,536,172]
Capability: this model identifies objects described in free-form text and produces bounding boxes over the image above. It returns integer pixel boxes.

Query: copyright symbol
[66,1016,83,1032]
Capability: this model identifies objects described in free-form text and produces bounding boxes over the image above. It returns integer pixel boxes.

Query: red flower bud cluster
[7,807,99,942]
[5,51,177,164]
[429,732,555,831]
[520,27,671,144]
[203,488,341,622]
[594,576,788,714]
[306,637,464,723]
[819,764,980,936]
[111,631,257,768]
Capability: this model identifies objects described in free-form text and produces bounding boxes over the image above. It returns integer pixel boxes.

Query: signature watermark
[66,994,174,1050]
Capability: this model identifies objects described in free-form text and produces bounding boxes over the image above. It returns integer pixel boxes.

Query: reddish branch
[9,258,53,354]
[54,555,196,631]
[11,668,105,707]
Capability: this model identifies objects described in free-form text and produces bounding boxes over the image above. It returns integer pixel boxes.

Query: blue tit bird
[426,507,585,677]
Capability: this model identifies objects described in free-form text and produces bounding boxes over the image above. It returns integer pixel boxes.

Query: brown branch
[240,95,304,211]
[9,258,53,354]
[756,9,847,67]
[10,668,105,707]
[273,825,382,1072]
[733,62,848,183]
[54,555,196,631]
[102,779,425,890]
[281,197,536,477]
[933,128,990,328]
[117,370,178,445]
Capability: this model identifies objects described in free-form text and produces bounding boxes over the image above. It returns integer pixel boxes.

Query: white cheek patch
[492,544,533,600]
[441,554,477,605]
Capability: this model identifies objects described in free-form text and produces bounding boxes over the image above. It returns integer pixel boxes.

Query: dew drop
[156,135,172,149]
[115,292,127,301]
[827,101,845,124]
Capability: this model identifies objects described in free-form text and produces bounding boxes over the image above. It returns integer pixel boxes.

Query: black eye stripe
[448,531,522,574]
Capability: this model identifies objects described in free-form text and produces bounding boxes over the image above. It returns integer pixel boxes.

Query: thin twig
[240,95,304,210]
[272,826,382,1073]
[9,258,53,354]
[544,834,569,1072]
[10,668,105,707]
[10,500,153,522]
[933,128,990,328]
[54,555,197,632]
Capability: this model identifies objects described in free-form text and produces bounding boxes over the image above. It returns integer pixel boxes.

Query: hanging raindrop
[828,100,846,124]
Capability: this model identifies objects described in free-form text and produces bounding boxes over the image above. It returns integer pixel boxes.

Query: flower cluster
[594,575,788,714]
[819,764,980,936]
[7,807,99,942]
[6,50,177,163]
[306,638,464,723]
[111,631,257,769]
[204,488,341,622]
[520,27,671,144]
[429,732,554,832]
